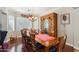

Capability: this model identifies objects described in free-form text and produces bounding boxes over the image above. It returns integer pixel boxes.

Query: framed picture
[61,13,70,24]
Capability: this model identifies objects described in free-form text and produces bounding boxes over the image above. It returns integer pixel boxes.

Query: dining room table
[35,34,59,52]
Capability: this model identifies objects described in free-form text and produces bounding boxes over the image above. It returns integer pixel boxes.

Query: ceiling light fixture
[21,8,37,29]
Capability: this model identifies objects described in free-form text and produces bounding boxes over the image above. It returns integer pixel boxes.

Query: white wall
[1,13,7,31]
[51,7,79,50]
[0,10,8,42]
[0,12,2,30]
[72,9,79,49]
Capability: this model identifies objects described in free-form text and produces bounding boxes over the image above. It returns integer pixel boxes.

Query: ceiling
[0,7,62,16]
[6,7,55,16]
[0,7,78,17]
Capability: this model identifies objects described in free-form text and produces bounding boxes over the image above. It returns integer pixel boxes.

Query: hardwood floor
[63,45,74,52]
[6,37,75,52]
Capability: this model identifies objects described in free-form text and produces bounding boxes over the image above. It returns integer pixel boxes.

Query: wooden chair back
[21,28,36,52]
[57,35,67,52]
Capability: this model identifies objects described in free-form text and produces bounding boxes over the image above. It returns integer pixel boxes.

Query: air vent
[1,11,7,15]
[72,7,79,9]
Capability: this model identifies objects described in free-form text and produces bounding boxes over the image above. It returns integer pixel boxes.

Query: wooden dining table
[35,34,59,52]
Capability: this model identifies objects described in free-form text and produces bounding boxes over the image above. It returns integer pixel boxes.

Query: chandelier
[20,8,38,29]
[20,8,38,21]
[21,13,37,29]
[21,13,37,21]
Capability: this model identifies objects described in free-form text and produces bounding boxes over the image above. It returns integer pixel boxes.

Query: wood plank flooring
[5,37,75,52]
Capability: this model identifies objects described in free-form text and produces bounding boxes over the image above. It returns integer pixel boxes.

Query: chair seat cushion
[35,42,45,49]
[49,46,57,52]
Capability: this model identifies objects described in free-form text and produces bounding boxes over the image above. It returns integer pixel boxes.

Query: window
[16,17,32,31]
[8,15,15,32]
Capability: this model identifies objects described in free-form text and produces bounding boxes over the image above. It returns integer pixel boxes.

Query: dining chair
[35,42,45,52]
[21,28,33,52]
[30,32,37,51]
[57,35,67,52]
[49,46,57,52]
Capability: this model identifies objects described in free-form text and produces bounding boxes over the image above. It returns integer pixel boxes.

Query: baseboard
[66,43,73,47]
[73,46,79,51]
[66,43,79,51]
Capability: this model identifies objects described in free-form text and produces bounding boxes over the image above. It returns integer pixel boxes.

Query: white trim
[74,46,79,51]
[66,42,79,51]
[66,42,73,47]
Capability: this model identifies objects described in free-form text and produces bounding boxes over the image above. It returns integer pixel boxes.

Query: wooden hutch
[40,13,57,37]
